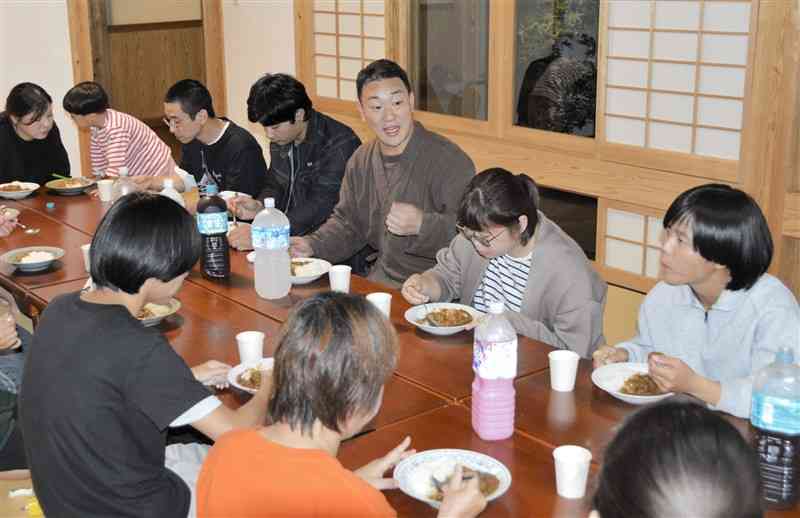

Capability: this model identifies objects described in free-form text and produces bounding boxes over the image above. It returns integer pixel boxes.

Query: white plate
[45,178,95,196]
[227,358,274,394]
[591,362,674,405]
[1,246,65,272]
[137,298,181,327]
[0,182,39,200]
[219,191,251,201]
[404,303,483,336]
[394,449,512,509]
[244,254,331,285]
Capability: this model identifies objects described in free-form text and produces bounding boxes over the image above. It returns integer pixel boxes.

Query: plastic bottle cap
[487,301,505,314]
[264,198,275,208]
[205,184,219,196]
[45,202,55,210]
[776,347,795,365]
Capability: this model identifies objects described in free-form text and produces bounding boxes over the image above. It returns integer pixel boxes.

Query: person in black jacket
[0,82,70,185]
[228,73,361,246]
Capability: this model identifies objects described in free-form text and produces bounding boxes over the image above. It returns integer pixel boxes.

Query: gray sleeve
[427,235,469,302]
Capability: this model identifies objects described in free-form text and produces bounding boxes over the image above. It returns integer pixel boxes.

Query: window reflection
[409,0,490,121]
[515,0,599,136]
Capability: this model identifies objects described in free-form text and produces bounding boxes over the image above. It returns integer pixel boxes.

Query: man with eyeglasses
[152,79,267,198]
[227,73,360,249]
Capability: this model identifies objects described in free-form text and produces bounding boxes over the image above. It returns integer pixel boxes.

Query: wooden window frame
[294,0,759,178]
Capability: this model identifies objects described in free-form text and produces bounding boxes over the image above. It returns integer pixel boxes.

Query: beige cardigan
[428,212,607,357]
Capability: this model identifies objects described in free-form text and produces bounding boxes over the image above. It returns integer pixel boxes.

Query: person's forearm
[230,389,270,428]
[688,375,721,406]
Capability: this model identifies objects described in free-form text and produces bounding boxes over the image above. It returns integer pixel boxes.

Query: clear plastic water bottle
[251,197,290,299]
[111,167,136,202]
[751,347,800,509]
[160,178,185,208]
[472,300,517,441]
[196,184,230,279]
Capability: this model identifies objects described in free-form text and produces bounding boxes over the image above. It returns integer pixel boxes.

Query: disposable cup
[549,350,580,392]
[97,179,114,202]
[553,445,592,499]
[366,292,392,318]
[236,331,264,366]
[328,265,351,293]
[81,244,91,272]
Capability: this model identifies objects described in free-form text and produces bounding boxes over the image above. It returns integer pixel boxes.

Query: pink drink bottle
[472,301,517,441]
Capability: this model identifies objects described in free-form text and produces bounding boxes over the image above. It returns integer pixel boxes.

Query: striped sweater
[90,109,173,177]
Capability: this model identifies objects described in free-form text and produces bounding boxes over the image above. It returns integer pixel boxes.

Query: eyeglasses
[457,224,507,248]
[162,117,189,129]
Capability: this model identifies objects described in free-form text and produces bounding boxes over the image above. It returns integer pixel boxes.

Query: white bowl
[1,246,64,272]
[591,362,674,405]
[228,358,274,394]
[0,182,39,200]
[45,178,95,196]
[218,190,251,201]
[245,254,331,285]
[394,449,512,509]
[404,303,482,336]
[136,298,181,327]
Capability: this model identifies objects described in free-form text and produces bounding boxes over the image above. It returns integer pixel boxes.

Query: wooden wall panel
[107,22,205,122]
[66,0,94,177]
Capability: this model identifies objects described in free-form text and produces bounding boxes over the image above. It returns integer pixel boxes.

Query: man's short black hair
[663,183,773,291]
[247,73,312,127]
[62,81,110,115]
[356,59,412,101]
[165,79,216,119]
[90,193,201,294]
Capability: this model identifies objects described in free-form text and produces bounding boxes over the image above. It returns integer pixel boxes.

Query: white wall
[0,0,81,175]
[223,0,296,148]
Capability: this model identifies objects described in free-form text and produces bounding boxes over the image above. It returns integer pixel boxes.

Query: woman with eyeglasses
[0,82,70,185]
[401,167,607,357]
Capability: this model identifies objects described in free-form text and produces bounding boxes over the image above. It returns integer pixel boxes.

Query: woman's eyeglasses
[456,224,506,247]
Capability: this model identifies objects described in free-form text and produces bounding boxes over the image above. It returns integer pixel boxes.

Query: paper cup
[549,350,580,392]
[236,331,264,366]
[328,265,351,293]
[97,179,114,202]
[366,292,392,318]
[81,244,91,272]
[553,445,592,499]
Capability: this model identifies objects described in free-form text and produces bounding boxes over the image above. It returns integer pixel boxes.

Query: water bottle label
[197,212,228,235]
[752,394,800,435]
[473,339,518,379]
[252,225,290,250]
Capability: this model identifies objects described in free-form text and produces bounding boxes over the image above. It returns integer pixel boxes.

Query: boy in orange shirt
[197,292,485,517]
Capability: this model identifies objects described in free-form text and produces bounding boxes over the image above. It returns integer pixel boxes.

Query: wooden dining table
[0,188,795,517]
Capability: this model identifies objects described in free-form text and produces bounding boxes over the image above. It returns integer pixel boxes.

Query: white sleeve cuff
[169,395,222,428]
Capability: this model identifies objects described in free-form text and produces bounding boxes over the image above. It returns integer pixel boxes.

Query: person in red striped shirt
[63,82,175,178]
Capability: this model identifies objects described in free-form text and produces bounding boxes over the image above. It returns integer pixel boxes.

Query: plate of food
[136,299,181,327]
[394,449,511,509]
[227,358,274,394]
[45,177,95,195]
[245,254,331,285]
[0,181,39,200]
[591,362,673,405]
[1,246,64,272]
[404,303,482,336]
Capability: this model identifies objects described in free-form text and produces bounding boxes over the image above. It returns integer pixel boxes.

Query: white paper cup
[97,179,114,202]
[553,445,592,499]
[328,265,352,293]
[81,244,91,272]
[236,331,264,366]
[366,292,392,318]
[549,350,580,392]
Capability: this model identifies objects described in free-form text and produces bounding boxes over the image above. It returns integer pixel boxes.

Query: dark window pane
[514,0,600,137]
[538,186,597,260]
[409,0,490,120]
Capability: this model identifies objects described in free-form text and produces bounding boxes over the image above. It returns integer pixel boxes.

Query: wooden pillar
[202,0,227,117]
[66,0,95,177]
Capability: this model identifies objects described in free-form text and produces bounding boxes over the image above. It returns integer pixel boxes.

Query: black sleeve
[287,133,361,236]
[179,144,202,183]
[256,148,283,204]
[126,336,211,430]
[224,145,268,198]
[48,124,71,176]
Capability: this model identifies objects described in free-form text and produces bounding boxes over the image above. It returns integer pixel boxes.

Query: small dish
[0,182,39,200]
[394,449,512,509]
[245,254,331,285]
[136,298,181,327]
[218,191,252,201]
[227,358,275,394]
[45,178,95,196]
[1,246,64,272]
[591,362,674,405]
[404,303,483,336]
[1,207,20,220]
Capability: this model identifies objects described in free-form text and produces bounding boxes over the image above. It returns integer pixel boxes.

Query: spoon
[16,222,40,235]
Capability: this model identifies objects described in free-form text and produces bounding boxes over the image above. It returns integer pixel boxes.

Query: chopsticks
[51,173,70,180]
